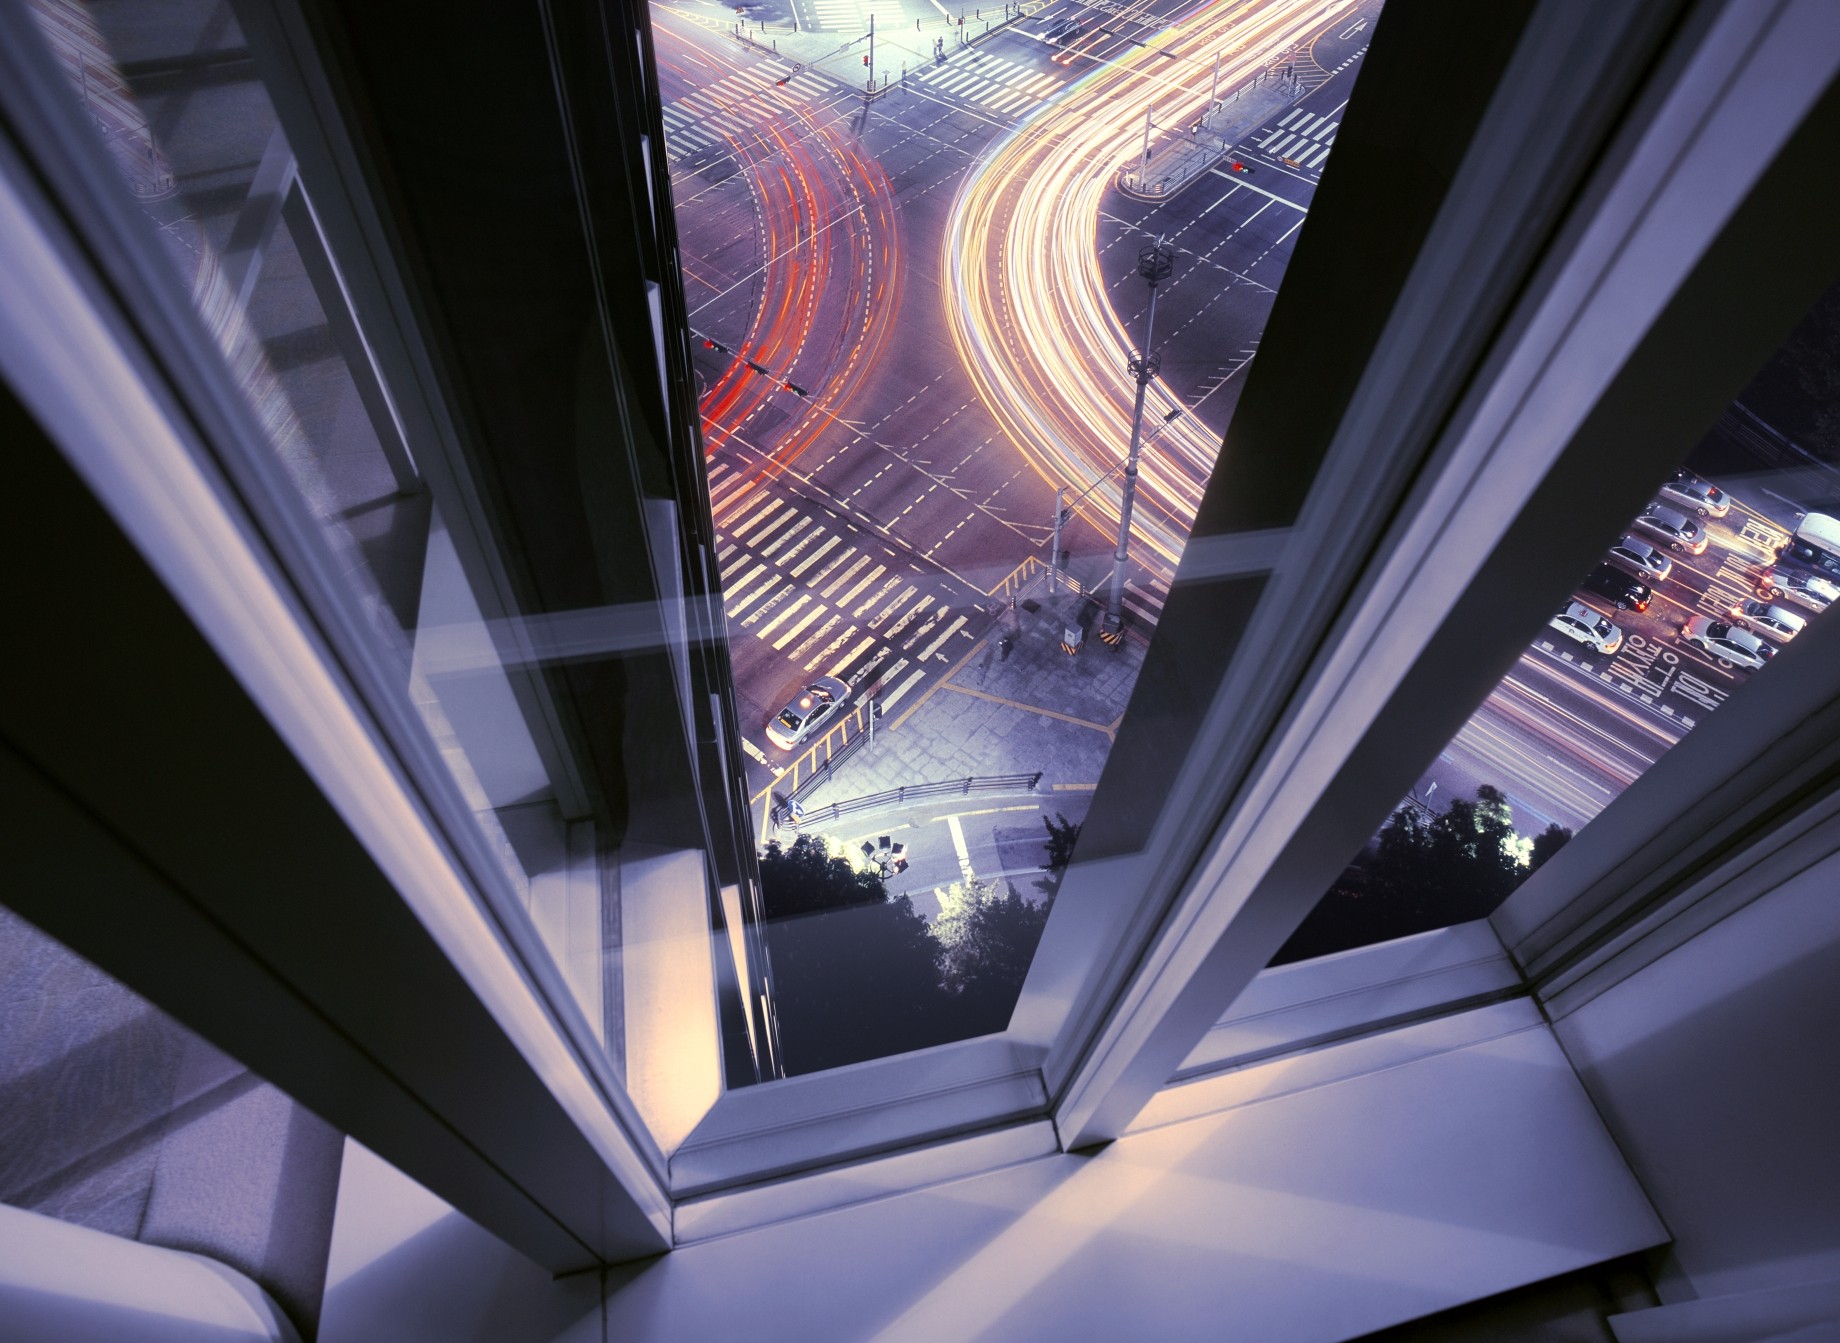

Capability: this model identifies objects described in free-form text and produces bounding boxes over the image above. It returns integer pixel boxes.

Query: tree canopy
[1274,786,1571,964]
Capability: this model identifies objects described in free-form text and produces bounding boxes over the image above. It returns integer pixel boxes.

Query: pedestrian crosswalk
[909,52,1061,117]
[1254,104,1337,171]
[708,462,981,710]
[658,70,837,160]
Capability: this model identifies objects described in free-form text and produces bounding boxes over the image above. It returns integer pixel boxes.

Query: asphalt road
[656,0,1374,804]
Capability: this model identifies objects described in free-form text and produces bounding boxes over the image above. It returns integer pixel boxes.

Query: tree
[934,878,1051,1037]
[1528,822,1573,874]
[1275,785,1544,965]
[765,893,956,1075]
[1034,812,1081,902]
[757,835,887,920]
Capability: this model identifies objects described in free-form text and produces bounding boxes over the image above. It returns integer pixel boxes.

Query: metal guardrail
[776,770,1042,829]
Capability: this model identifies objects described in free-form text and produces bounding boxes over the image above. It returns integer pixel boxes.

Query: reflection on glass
[27,0,746,1130]
[658,0,1384,1068]
[1276,283,1840,965]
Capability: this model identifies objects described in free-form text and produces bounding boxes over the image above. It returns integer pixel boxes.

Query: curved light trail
[654,29,902,501]
[944,0,1350,566]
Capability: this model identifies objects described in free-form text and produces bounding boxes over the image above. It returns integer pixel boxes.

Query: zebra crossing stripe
[730,497,783,538]
[987,89,1032,113]
[790,534,841,577]
[747,508,800,546]
[880,667,927,711]
[1313,120,1339,140]
[761,515,814,557]
[772,602,828,651]
[828,634,877,679]
[755,593,811,639]
[1277,108,1304,127]
[822,553,871,598]
[837,563,886,608]
[716,542,737,563]
[866,583,918,627]
[1268,133,1299,157]
[916,614,969,661]
[805,622,860,672]
[1304,143,1330,169]
[787,614,842,665]
[806,544,857,590]
[724,568,775,617]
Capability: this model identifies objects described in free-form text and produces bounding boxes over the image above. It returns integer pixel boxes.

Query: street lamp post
[1102,242,1173,645]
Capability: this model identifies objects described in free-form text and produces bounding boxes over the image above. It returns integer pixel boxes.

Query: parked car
[1728,599,1806,643]
[765,675,849,750]
[1578,562,1651,612]
[1605,535,1674,584]
[1633,503,1710,555]
[1681,616,1772,672]
[1756,566,1839,614]
[1660,471,1732,518]
[1549,602,1624,656]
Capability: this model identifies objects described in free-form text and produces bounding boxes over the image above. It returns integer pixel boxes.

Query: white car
[1756,567,1839,614]
[765,675,849,750]
[1682,616,1772,672]
[1728,599,1806,643]
[1549,602,1624,656]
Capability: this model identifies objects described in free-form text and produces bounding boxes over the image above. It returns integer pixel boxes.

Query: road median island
[1116,72,1307,201]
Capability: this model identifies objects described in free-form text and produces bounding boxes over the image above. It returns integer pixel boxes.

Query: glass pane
[26,0,739,1139]
[654,1,1381,1071]
[1276,279,1840,965]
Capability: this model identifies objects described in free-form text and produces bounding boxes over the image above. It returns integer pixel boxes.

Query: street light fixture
[1102,241,1174,644]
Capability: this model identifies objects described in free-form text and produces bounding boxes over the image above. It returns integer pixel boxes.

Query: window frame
[5,0,1840,1268]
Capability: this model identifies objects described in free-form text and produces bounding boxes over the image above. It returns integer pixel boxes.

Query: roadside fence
[776,771,1043,829]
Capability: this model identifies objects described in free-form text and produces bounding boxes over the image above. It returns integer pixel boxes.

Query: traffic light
[863,53,869,64]
[1228,161,1254,174]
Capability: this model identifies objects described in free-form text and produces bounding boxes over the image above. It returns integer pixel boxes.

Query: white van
[1777,512,1840,580]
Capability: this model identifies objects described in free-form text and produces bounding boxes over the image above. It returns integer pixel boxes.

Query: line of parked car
[1548,472,1839,674]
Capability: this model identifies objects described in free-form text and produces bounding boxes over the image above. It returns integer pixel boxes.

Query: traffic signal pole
[1102,242,1174,645]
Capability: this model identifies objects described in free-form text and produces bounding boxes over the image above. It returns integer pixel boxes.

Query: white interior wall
[1551,843,1840,1306]
[319,1000,1665,1343]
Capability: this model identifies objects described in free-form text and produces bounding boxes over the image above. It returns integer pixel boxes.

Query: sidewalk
[779,564,1145,916]
[1117,70,1306,200]
[679,0,1041,100]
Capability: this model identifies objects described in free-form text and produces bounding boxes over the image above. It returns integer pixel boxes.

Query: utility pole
[1049,485,1066,594]
[868,11,875,89]
[1140,106,1153,162]
[1102,242,1174,645]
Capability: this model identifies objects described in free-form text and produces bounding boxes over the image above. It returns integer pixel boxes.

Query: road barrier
[776,771,1043,829]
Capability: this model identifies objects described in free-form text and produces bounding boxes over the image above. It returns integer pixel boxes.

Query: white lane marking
[946,813,975,881]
